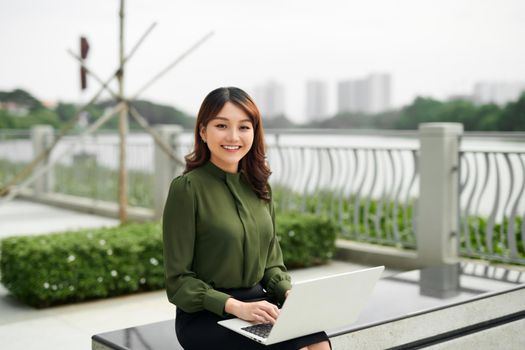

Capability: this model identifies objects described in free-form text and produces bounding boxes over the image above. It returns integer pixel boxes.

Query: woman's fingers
[260,302,280,319]
[254,310,275,324]
[237,300,280,323]
[252,301,279,324]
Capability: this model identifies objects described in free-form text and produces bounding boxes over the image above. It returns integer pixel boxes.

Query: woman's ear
[199,124,207,143]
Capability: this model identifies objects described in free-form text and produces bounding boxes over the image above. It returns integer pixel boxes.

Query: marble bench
[92,263,525,350]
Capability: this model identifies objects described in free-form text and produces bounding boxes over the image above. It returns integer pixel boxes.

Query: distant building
[305,80,328,122]
[337,79,366,114]
[252,81,285,119]
[0,101,29,117]
[473,82,525,105]
[337,73,391,114]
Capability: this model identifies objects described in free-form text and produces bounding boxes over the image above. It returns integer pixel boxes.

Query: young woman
[162,87,330,350]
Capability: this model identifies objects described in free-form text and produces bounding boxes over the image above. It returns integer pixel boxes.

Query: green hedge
[0,213,337,307]
[0,223,165,308]
[276,213,337,268]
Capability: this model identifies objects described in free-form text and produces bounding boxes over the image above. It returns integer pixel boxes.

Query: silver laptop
[218,265,384,345]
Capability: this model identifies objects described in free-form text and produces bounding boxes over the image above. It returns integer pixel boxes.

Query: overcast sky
[1,0,525,122]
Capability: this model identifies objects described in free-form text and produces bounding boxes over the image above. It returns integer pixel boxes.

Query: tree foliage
[0,88,43,110]
[311,93,525,131]
[0,89,195,130]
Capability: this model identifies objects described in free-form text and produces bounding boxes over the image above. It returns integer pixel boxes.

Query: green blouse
[162,161,292,317]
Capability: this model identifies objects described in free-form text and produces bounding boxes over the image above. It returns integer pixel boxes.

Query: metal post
[417,123,463,266]
[31,125,54,194]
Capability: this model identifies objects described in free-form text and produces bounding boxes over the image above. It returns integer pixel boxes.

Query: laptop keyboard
[241,324,273,338]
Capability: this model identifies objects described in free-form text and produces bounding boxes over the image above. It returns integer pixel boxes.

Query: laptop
[218,265,384,345]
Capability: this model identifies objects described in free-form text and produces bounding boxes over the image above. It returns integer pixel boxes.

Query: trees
[498,93,525,131]
[0,89,195,130]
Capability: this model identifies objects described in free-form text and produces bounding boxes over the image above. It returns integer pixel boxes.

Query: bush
[276,213,337,268]
[0,223,164,308]
[0,213,337,307]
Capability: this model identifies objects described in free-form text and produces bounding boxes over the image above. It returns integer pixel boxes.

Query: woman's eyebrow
[213,116,252,123]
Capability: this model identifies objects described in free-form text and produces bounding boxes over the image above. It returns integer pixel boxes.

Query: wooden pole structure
[117,0,129,223]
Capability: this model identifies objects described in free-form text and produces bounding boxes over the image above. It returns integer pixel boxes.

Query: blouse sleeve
[261,186,292,304]
[162,176,230,316]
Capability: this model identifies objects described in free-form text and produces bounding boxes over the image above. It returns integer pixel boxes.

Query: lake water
[1,131,524,218]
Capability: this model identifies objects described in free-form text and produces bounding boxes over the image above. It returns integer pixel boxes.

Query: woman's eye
[215,124,226,129]
[240,125,251,130]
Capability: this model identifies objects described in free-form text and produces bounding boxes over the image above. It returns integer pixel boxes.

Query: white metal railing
[459,149,525,264]
[2,126,525,266]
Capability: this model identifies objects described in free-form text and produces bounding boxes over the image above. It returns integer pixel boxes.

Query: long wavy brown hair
[184,87,271,201]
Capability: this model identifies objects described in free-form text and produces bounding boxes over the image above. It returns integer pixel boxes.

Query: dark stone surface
[92,262,525,349]
[92,319,182,350]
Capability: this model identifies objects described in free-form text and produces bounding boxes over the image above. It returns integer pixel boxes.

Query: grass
[0,158,154,208]
[1,158,523,264]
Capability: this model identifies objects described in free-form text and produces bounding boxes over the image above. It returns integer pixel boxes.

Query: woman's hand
[225,298,280,324]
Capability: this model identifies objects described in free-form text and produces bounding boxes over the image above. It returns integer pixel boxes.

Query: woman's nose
[226,128,240,141]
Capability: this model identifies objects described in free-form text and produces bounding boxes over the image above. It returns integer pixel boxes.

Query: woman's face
[200,101,254,173]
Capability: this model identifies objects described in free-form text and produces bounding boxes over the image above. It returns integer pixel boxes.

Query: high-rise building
[367,74,391,114]
[337,79,367,114]
[337,73,391,114]
[473,82,525,105]
[252,81,285,119]
[305,80,328,122]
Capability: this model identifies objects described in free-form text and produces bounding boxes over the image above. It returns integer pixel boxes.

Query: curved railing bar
[375,150,387,237]
[285,146,298,211]
[473,153,489,252]
[275,145,288,210]
[305,149,315,210]
[461,153,475,254]
[335,148,348,228]
[393,149,404,244]
[314,148,324,215]
[500,153,515,258]
[338,149,353,236]
[406,150,418,241]
[521,155,525,256]
[363,149,378,239]
[354,149,367,238]
[288,147,301,211]
[273,142,286,210]
[399,150,410,238]
[385,149,397,241]
[485,153,501,254]
[326,148,337,218]
[317,147,329,215]
[300,147,309,212]
[507,153,525,259]
[347,149,359,237]
[342,148,355,198]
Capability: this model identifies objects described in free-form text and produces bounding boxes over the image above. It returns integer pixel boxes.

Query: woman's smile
[221,145,242,151]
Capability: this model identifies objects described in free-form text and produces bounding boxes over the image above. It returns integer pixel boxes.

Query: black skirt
[175,284,329,350]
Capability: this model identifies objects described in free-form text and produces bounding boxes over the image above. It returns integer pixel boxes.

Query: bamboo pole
[117,0,128,223]
[132,31,214,99]
[66,31,214,165]
[0,24,157,198]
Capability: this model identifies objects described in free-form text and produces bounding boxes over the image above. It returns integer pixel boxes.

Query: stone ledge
[329,287,525,349]
[335,239,421,271]
[18,189,155,222]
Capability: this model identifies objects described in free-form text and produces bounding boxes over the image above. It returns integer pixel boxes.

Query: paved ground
[0,200,395,350]
[0,199,119,239]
